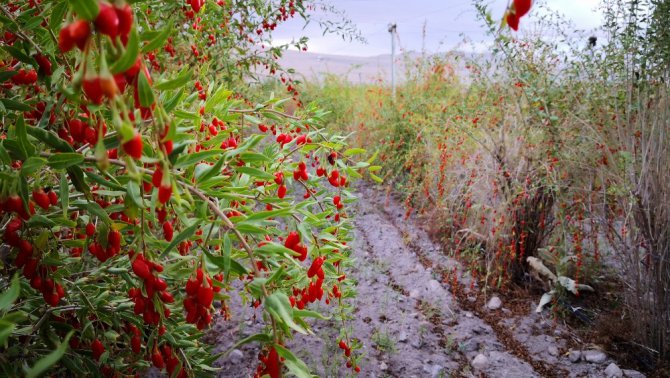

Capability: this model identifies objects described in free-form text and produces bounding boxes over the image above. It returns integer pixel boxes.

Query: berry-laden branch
[0,0,364,377]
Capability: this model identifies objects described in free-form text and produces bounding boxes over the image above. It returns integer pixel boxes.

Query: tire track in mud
[353,184,541,378]
[211,183,598,377]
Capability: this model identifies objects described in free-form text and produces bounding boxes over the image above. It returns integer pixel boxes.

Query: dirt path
[209,184,642,377]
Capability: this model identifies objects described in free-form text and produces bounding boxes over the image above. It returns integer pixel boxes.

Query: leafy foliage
[0,0,365,376]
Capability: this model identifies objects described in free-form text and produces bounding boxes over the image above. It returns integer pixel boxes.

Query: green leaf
[0,319,16,345]
[257,242,302,259]
[26,126,75,153]
[110,27,139,74]
[49,2,68,31]
[60,173,69,217]
[196,157,225,184]
[67,166,90,197]
[73,201,111,225]
[0,98,31,111]
[343,148,366,157]
[223,333,271,357]
[47,153,84,170]
[174,149,224,169]
[15,115,35,158]
[2,46,32,64]
[137,68,155,108]
[126,181,144,208]
[245,207,292,221]
[203,249,247,277]
[67,0,99,21]
[25,330,74,378]
[274,344,312,378]
[141,23,172,53]
[0,275,20,312]
[26,215,56,229]
[370,172,383,183]
[223,234,232,282]
[294,309,331,320]
[21,157,46,176]
[205,87,232,113]
[155,69,192,91]
[264,292,309,335]
[0,70,18,83]
[160,222,199,257]
[235,166,274,181]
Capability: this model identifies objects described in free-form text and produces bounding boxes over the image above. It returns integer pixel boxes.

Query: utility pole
[388,22,397,100]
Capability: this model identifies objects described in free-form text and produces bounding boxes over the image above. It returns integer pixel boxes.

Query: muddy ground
[206,184,646,378]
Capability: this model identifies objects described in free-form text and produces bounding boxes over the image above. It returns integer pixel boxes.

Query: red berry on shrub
[197,285,214,307]
[132,257,151,280]
[284,231,300,250]
[47,190,58,206]
[60,20,91,52]
[91,338,105,361]
[152,167,163,188]
[86,223,96,237]
[32,189,50,210]
[278,184,287,199]
[115,3,133,37]
[95,2,120,38]
[34,54,52,76]
[152,348,165,369]
[131,335,141,354]
[83,77,104,105]
[122,133,143,160]
[162,221,173,241]
[158,184,172,204]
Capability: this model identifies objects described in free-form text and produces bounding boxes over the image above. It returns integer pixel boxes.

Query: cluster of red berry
[129,253,173,325]
[184,268,220,330]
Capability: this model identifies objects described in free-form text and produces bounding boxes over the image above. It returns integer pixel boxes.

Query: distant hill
[275,49,484,84]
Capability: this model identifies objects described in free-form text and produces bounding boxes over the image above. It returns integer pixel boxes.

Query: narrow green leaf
[235,166,274,181]
[15,115,35,158]
[110,27,139,74]
[60,173,69,217]
[21,157,46,176]
[205,87,232,113]
[47,153,85,170]
[126,181,144,208]
[25,330,74,378]
[0,319,16,345]
[274,344,312,378]
[1,98,31,111]
[137,69,154,108]
[26,126,75,153]
[141,23,172,53]
[0,275,20,312]
[196,158,225,184]
[264,292,309,335]
[155,69,192,91]
[175,149,224,169]
[73,201,111,225]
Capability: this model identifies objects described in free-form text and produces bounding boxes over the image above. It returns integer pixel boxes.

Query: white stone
[229,349,244,364]
[568,350,581,363]
[583,350,608,364]
[471,354,489,370]
[486,296,502,310]
[605,363,623,378]
[623,369,646,378]
[427,279,441,291]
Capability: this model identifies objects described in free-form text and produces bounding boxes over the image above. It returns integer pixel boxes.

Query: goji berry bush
[302,0,670,366]
[0,0,375,376]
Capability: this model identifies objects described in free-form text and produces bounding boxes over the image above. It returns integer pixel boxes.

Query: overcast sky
[271,0,603,56]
